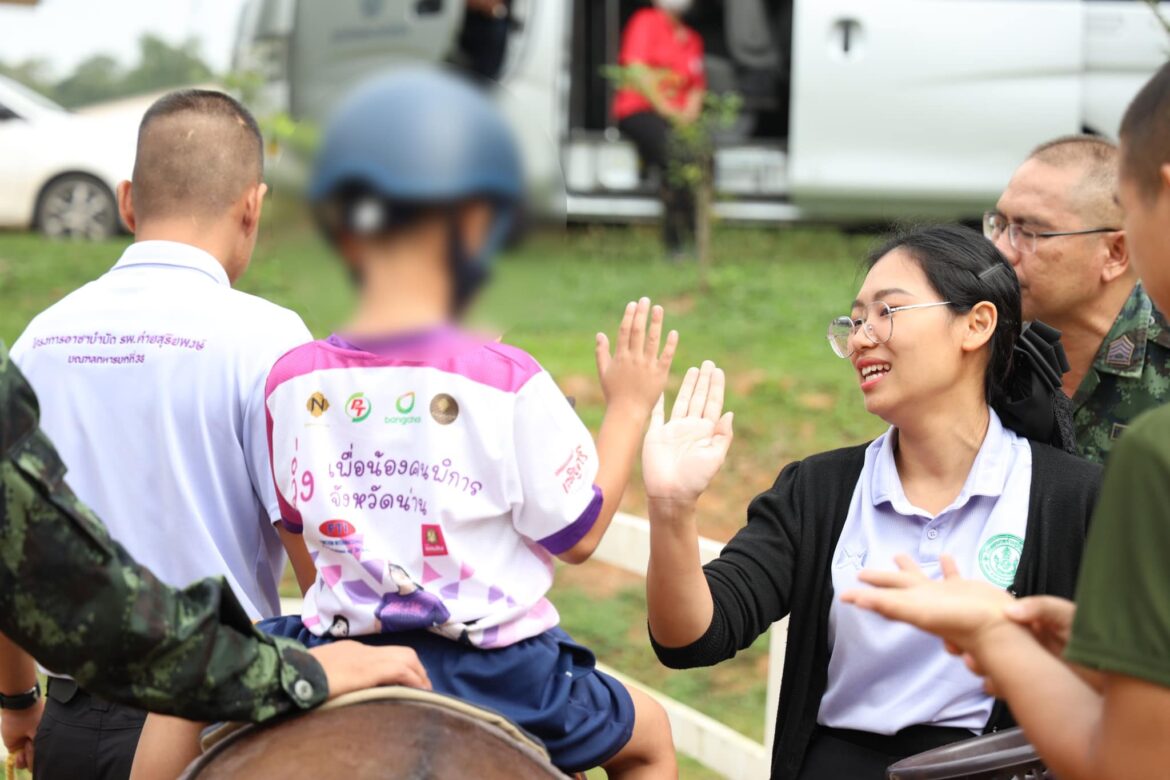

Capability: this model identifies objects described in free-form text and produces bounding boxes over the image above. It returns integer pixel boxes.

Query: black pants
[798,725,979,779]
[618,111,696,253]
[33,679,146,780]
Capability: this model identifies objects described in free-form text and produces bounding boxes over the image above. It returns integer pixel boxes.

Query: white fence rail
[278,511,787,779]
[592,513,785,780]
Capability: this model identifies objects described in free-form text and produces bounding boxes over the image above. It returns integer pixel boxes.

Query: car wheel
[35,174,119,240]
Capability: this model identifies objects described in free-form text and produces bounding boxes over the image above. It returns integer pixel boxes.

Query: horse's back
[183,689,566,779]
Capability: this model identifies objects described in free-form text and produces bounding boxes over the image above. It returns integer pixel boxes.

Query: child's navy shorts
[258,616,636,773]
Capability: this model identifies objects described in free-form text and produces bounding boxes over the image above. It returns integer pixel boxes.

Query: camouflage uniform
[1073,282,1170,464]
[0,341,327,723]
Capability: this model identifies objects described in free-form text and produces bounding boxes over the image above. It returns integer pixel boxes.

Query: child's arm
[130,714,206,780]
[279,526,316,596]
[557,298,677,564]
[842,557,1170,780]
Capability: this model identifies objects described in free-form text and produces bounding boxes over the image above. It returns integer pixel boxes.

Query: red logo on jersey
[555,445,590,494]
[320,519,356,538]
[421,524,449,556]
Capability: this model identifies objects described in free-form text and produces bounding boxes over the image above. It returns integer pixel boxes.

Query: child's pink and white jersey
[265,329,602,648]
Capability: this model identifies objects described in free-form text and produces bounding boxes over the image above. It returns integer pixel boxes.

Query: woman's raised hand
[642,360,734,505]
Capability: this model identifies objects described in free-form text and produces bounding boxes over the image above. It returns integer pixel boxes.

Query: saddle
[181,687,568,779]
[887,727,1051,780]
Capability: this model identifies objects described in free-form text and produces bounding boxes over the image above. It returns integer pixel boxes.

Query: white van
[233,0,1170,223]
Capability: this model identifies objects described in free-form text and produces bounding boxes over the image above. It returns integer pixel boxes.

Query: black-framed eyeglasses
[827,300,952,359]
[983,211,1120,254]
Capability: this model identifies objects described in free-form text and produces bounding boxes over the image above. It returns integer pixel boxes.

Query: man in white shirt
[8,89,311,780]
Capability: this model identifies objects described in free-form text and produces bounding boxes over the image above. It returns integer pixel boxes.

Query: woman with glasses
[640,224,1101,779]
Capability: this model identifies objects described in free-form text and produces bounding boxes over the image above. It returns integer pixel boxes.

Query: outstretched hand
[642,360,734,504]
[310,641,432,698]
[841,554,1017,655]
[595,297,679,418]
[1003,595,1077,658]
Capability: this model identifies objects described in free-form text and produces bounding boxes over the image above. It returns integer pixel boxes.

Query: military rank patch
[1105,335,1136,368]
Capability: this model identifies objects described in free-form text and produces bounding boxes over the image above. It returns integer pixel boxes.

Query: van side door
[788,0,1082,219]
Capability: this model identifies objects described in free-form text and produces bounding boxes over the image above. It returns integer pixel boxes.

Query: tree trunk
[696,177,712,292]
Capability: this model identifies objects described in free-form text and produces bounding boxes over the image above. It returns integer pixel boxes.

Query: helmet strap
[445,204,515,316]
[446,210,491,316]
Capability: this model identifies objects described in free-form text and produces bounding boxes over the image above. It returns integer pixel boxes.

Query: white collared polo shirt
[11,240,312,620]
[819,411,1032,734]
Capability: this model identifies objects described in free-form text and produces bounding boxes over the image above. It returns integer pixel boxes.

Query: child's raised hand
[642,360,734,505]
[595,297,678,416]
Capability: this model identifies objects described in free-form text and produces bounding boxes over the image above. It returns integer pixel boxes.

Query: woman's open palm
[642,361,734,503]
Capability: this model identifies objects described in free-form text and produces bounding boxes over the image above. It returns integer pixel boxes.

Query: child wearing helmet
[130,68,680,778]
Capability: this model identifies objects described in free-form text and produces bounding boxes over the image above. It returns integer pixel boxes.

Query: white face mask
[655,0,693,15]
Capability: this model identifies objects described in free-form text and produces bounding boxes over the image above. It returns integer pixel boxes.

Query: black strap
[995,321,1078,453]
[0,680,41,710]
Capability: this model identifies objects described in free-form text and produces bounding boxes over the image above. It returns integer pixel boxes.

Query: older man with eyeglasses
[984,134,1170,464]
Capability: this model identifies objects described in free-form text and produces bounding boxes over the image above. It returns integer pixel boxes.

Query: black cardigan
[651,441,1102,780]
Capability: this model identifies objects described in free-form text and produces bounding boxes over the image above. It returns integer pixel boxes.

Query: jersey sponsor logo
[306,392,330,417]
[421,524,449,556]
[430,393,459,425]
[978,533,1023,588]
[320,519,357,538]
[384,391,423,425]
[555,445,590,494]
[319,519,364,556]
[346,392,373,422]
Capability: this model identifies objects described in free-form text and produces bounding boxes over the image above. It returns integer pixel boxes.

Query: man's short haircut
[1120,60,1170,200]
[1027,134,1121,225]
[131,89,264,223]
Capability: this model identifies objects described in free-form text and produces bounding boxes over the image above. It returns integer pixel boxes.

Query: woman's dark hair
[866,224,1076,451]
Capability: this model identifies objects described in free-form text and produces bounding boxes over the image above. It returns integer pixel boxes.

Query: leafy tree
[0,34,214,108]
[53,54,123,107]
[0,57,55,98]
[603,64,741,289]
[122,35,213,96]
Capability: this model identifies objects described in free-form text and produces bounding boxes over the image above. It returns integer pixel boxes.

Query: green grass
[0,219,885,778]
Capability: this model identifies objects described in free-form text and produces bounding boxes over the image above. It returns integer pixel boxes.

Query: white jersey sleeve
[510,371,602,555]
[245,313,313,523]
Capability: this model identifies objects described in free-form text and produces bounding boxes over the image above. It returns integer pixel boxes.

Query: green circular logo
[396,391,416,414]
[978,534,1023,588]
[345,392,372,423]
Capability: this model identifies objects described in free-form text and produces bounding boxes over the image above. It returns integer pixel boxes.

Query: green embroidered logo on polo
[978,534,1023,588]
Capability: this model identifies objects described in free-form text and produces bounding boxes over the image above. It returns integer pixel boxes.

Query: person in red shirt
[613,0,707,259]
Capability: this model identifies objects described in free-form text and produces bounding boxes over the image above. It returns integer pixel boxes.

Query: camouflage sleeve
[0,342,328,722]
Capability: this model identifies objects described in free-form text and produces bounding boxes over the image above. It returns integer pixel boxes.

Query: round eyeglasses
[827,300,952,359]
[983,211,1120,254]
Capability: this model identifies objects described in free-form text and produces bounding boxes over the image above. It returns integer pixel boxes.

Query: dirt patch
[731,368,769,397]
[797,392,835,411]
[556,558,643,600]
[557,373,605,408]
[663,293,696,315]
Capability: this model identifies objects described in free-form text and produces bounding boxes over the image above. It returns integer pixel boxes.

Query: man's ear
[116,180,136,233]
[1101,230,1129,284]
[961,301,998,354]
[242,182,267,237]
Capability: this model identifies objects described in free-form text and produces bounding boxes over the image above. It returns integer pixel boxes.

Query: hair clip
[977,264,1004,281]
